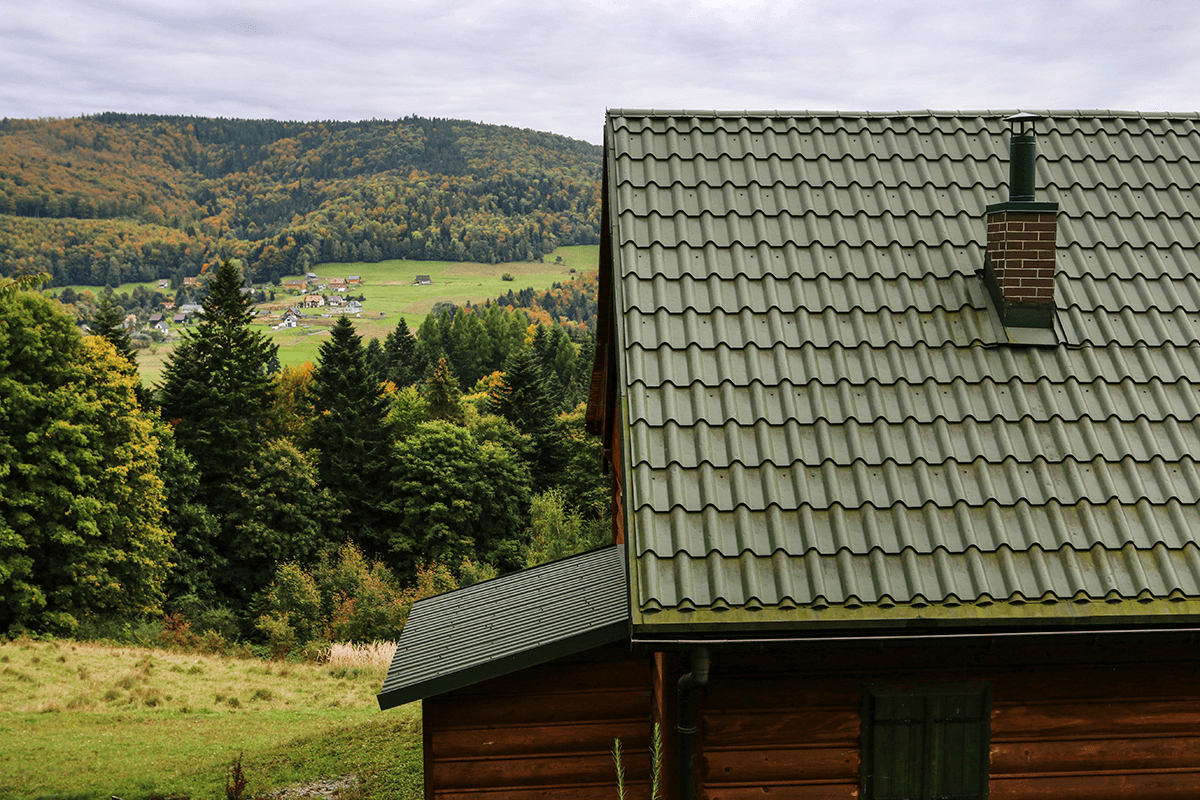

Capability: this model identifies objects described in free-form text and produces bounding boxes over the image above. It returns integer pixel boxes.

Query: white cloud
[1,0,1197,142]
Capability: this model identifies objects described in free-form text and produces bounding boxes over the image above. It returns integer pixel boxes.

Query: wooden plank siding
[691,638,1200,800]
[424,644,656,800]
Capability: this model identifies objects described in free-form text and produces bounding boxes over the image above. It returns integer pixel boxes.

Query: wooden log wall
[692,637,1200,800]
[424,643,656,800]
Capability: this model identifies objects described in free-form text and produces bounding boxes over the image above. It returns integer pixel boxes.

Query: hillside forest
[0,258,612,652]
[0,114,601,288]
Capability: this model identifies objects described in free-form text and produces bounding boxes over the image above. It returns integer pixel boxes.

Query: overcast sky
[2,0,1196,144]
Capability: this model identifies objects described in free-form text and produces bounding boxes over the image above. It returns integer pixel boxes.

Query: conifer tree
[382,318,418,386]
[490,347,559,490]
[89,291,138,370]
[364,336,385,381]
[424,357,465,425]
[159,260,277,488]
[309,317,396,551]
[158,260,280,610]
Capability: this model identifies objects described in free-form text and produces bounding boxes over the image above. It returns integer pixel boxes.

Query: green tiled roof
[602,110,1200,633]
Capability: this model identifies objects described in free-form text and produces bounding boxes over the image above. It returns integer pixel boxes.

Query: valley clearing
[0,638,420,800]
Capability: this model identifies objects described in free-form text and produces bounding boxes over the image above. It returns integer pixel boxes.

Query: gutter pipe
[676,647,710,800]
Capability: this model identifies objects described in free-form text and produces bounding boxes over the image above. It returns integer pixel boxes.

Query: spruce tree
[309,316,396,551]
[424,357,465,425]
[363,337,385,381]
[158,260,279,610]
[382,318,418,387]
[490,347,559,490]
[89,291,137,370]
[160,260,277,488]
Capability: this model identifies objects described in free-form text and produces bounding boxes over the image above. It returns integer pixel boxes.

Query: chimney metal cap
[1005,112,1043,135]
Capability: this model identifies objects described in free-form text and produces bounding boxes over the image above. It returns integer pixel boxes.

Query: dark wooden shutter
[863,685,990,800]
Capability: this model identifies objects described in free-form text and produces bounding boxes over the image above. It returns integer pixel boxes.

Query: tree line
[0,262,609,649]
[0,115,601,288]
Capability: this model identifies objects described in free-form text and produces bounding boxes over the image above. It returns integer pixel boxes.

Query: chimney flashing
[985,200,1058,215]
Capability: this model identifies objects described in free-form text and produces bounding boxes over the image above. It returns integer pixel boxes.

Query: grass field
[0,638,420,800]
[132,244,599,384]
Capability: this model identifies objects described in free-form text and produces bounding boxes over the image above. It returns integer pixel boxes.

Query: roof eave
[378,618,629,710]
[630,596,1200,639]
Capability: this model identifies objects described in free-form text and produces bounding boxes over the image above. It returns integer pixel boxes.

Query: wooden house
[381,110,1200,799]
[414,275,432,285]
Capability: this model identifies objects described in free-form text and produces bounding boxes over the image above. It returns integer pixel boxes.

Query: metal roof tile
[635,542,1200,611]
[631,498,1200,560]
[628,375,1200,429]
[628,417,1200,471]
[625,341,1200,388]
[628,455,1200,516]
[605,110,1200,632]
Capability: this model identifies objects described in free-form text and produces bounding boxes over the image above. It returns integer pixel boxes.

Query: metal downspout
[676,647,710,800]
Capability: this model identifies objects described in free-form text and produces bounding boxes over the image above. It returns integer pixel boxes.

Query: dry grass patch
[0,637,388,716]
[324,641,398,671]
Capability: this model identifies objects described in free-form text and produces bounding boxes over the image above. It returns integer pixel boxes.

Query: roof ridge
[608,108,1200,120]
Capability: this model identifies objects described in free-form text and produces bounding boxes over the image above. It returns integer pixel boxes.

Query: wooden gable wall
[681,637,1200,800]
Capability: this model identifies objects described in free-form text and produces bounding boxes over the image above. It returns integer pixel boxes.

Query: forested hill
[0,114,601,287]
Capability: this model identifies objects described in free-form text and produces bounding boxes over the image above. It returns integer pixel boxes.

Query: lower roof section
[378,545,628,711]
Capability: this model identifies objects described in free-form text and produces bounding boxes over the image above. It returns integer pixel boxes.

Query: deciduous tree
[0,292,172,633]
[390,421,531,577]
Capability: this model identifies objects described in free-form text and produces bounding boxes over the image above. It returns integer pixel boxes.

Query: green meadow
[131,245,598,383]
[0,638,420,800]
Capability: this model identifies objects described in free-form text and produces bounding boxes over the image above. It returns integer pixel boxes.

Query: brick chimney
[983,113,1058,329]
